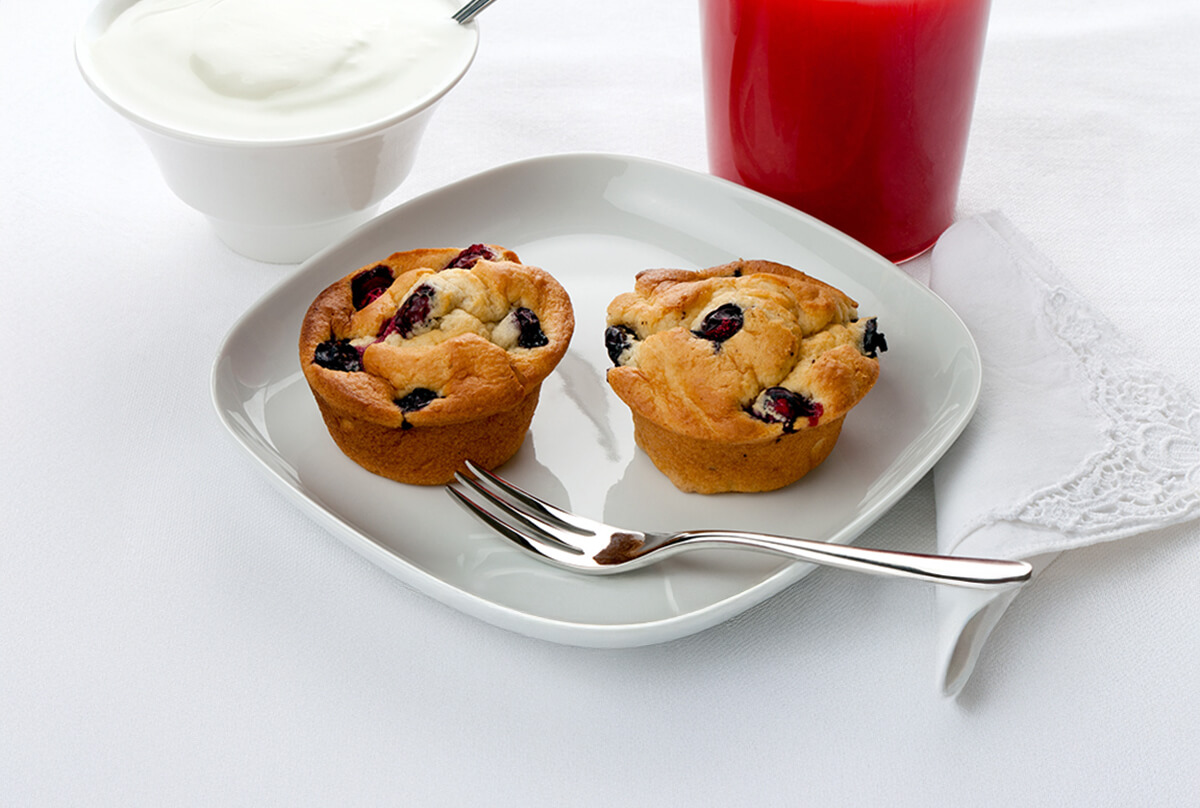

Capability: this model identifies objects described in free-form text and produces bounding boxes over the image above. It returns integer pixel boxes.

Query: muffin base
[631,412,845,494]
[312,386,542,485]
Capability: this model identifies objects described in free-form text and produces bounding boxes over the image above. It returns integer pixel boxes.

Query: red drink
[700,0,991,261]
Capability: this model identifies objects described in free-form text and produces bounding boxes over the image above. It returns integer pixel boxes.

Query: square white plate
[211,153,981,647]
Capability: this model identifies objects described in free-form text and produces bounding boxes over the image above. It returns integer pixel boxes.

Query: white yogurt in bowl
[76,0,478,262]
[88,0,476,142]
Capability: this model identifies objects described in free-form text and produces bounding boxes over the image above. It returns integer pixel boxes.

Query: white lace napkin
[925,212,1200,696]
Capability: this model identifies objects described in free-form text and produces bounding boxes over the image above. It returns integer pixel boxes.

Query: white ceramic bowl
[75,0,478,263]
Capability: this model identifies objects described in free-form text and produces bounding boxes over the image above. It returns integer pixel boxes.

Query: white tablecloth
[4,0,1199,804]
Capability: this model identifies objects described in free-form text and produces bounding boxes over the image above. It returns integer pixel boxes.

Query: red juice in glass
[700,0,991,262]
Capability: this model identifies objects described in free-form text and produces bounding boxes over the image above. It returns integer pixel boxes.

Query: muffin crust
[605,259,884,493]
[299,245,574,484]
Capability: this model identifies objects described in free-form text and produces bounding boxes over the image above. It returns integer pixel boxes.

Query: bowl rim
[74,0,480,149]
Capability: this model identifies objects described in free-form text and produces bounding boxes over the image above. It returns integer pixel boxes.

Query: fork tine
[460,460,604,537]
[449,473,584,554]
[446,486,582,555]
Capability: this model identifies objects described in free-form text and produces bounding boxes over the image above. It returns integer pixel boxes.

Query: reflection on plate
[211,153,981,647]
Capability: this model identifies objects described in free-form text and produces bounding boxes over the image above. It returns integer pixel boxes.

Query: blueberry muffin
[604,259,885,493]
[299,244,574,485]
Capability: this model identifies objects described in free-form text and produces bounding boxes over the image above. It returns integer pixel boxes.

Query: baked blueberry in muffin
[604,259,884,493]
[299,244,574,485]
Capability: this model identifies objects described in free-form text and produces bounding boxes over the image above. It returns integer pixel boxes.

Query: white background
[3,0,1199,804]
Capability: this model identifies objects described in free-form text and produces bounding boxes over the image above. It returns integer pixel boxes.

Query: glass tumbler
[700,0,991,262]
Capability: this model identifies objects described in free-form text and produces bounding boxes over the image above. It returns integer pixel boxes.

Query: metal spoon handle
[674,531,1033,588]
[453,0,497,24]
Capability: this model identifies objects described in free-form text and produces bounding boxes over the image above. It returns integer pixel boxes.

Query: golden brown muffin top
[299,244,574,428]
[605,259,885,442]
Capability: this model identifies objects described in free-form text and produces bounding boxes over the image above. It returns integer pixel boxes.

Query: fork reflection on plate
[446,461,1032,588]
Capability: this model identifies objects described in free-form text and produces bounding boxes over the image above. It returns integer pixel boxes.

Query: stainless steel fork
[446,461,1032,588]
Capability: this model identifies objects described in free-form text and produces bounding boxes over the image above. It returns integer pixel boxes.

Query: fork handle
[673,531,1032,588]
